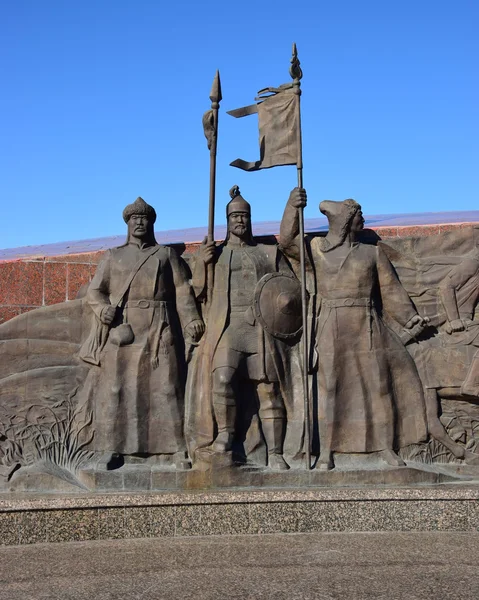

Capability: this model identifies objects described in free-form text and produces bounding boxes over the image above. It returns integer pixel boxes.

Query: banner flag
[228,85,299,171]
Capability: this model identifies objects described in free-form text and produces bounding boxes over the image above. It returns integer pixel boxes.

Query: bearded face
[350,209,365,233]
[228,211,250,239]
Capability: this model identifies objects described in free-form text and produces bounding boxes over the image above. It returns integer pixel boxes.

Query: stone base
[0,485,478,545]
[5,461,474,493]
[8,465,90,493]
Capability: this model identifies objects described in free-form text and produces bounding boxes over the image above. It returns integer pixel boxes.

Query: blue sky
[1,1,478,248]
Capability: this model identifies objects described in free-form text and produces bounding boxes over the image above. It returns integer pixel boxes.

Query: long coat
[81,242,200,455]
[311,238,428,454]
[185,243,305,465]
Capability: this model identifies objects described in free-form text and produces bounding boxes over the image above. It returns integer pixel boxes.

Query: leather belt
[125,300,168,309]
[322,298,371,308]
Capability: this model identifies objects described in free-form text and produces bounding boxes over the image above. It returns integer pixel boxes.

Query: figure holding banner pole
[227,44,312,469]
[290,44,312,470]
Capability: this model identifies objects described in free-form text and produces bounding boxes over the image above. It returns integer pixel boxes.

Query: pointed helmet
[226,185,251,217]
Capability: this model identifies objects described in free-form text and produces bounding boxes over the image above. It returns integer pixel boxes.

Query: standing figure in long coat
[79,197,204,469]
[280,189,428,470]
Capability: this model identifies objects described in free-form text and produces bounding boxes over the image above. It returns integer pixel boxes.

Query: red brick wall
[0,223,475,325]
[0,252,104,325]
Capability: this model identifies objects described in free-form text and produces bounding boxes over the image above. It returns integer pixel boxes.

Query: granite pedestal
[1,483,478,546]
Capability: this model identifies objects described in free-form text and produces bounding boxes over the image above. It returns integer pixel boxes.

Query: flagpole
[204,71,222,307]
[290,43,311,470]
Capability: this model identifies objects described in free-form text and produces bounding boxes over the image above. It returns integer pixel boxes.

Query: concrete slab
[0,531,478,599]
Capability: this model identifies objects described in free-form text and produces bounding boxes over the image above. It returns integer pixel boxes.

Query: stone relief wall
[1,194,479,492]
[0,224,468,325]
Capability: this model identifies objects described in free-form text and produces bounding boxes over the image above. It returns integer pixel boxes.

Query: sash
[79,245,163,365]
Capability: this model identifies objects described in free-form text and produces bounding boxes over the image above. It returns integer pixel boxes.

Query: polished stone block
[98,507,125,540]
[0,512,17,546]
[1,485,477,546]
[66,262,91,300]
[46,509,98,543]
[149,506,176,537]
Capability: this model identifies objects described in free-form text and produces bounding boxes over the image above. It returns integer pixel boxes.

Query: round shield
[253,272,303,340]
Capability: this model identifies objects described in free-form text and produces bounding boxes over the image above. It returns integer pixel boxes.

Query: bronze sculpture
[2,194,479,488]
[439,250,479,396]
[1,44,479,491]
[227,44,312,466]
[185,187,304,470]
[403,248,479,462]
[79,197,204,469]
[280,189,429,470]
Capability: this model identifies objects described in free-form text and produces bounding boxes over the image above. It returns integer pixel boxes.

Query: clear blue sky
[1,1,478,248]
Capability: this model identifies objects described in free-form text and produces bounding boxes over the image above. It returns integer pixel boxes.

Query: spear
[202,70,222,306]
[290,43,311,469]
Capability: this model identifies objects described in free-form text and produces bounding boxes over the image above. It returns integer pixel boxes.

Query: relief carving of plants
[0,387,93,485]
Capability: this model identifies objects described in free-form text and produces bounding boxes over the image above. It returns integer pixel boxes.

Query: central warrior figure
[186,186,304,470]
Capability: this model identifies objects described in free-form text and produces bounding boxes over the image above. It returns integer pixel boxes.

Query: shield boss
[254,272,303,340]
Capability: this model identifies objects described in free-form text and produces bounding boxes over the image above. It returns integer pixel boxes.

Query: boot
[316,450,334,471]
[211,366,237,455]
[268,453,290,471]
[212,431,234,453]
[173,451,191,470]
[212,397,236,453]
[261,417,289,470]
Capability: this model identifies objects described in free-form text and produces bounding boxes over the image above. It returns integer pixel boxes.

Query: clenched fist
[288,187,307,209]
[100,305,116,325]
[185,319,205,342]
[446,318,467,334]
[404,314,430,339]
[199,237,216,265]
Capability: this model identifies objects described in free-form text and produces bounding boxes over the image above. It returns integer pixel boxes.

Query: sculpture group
[1,46,479,489]
[3,184,479,490]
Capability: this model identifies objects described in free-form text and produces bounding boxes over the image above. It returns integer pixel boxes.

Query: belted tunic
[311,239,428,453]
[185,242,305,464]
[82,241,200,455]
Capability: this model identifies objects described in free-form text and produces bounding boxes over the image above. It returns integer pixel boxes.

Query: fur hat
[122,197,157,224]
[319,199,360,224]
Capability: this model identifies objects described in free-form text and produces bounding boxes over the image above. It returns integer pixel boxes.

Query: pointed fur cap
[226,185,251,217]
[318,199,361,251]
[319,199,360,224]
[122,197,157,224]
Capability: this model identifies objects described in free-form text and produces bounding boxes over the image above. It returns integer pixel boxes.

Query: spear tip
[209,70,222,104]
[289,42,303,82]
